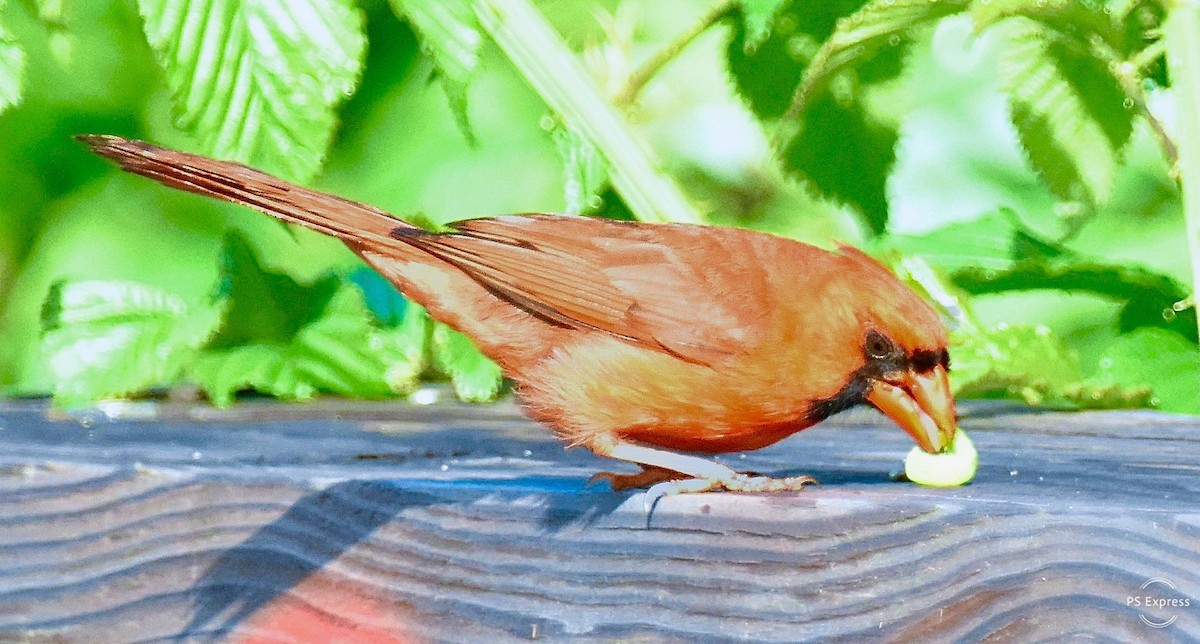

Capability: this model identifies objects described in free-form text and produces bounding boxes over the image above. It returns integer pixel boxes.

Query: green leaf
[972,0,1124,51]
[999,20,1134,204]
[952,258,1195,341]
[552,126,609,215]
[739,0,790,50]
[389,299,433,376]
[784,95,897,234]
[1055,381,1155,410]
[889,212,1195,340]
[0,1,25,114]
[885,208,1068,269]
[135,0,366,181]
[192,345,296,406]
[882,210,1023,271]
[894,250,1156,411]
[727,0,965,234]
[432,323,503,403]
[389,0,482,142]
[950,322,1152,408]
[41,281,222,408]
[791,0,968,118]
[727,0,968,119]
[727,0,861,120]
[951,324,1082,403]
[208,233,340,349]
[1089,327,1199,413]
[193,285,426,407]
[192,234,428,406]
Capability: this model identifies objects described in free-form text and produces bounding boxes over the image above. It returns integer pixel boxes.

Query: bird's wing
[392,215,764,365]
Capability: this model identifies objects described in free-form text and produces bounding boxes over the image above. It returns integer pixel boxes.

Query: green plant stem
[1102,45,1180,167]
[1163,0,1200,400]
[614,0,735,107]
[1110,0,1142,25]
[1130,37,1167,73]
[474,0,703,224]
[1113,65,1179,167]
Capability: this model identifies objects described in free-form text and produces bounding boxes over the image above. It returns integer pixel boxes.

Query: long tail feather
[76,135,414,245]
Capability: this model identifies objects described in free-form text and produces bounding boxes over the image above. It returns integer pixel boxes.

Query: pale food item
[904,428,977,487]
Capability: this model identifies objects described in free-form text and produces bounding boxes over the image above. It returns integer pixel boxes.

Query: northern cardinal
[79,135,955,499]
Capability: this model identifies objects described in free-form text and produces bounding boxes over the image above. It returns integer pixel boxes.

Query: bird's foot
[643,472,817,513]
[589,465,682,491]
[584,438,817,515]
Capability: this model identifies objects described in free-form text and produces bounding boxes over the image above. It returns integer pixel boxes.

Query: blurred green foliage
[0,0,1195,412]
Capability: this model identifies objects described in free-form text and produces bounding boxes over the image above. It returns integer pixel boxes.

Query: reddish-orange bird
[80,135,956,498]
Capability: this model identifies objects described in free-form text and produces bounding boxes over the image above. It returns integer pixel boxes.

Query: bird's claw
[643,473,817,514]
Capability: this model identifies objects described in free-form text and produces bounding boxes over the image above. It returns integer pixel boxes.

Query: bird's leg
[589,465,685,491]
[589,438,817,511]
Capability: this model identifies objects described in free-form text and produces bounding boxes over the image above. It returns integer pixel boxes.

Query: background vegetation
[1,0,1197,413]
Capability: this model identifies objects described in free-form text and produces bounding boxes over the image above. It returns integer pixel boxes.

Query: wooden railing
[0,397,1196,641]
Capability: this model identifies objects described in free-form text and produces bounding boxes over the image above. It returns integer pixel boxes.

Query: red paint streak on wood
[233,570,418,644]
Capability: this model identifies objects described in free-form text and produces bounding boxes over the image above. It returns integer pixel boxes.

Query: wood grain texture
[0,396,1197,642]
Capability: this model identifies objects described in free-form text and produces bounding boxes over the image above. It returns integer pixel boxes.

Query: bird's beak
[866,365,956,453]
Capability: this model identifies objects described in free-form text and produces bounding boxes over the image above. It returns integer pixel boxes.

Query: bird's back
[453,218,861,452]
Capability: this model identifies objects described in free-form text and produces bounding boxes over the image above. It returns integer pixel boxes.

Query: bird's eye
[865,332,894,359]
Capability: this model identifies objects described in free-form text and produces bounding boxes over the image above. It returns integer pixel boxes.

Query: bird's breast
[616,415,819,453]
[514,333,841,454]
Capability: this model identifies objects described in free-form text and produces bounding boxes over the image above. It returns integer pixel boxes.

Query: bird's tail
[76,135,414,247]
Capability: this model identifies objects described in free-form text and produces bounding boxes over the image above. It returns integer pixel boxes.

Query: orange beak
[866,365,956,453]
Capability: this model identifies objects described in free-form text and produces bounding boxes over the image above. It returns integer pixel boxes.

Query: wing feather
[398,215,761,364]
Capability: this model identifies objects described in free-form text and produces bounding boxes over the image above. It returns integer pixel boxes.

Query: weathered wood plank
[0,397,1196,642]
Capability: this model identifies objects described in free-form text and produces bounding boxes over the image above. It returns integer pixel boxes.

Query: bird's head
[823,246,956,454]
